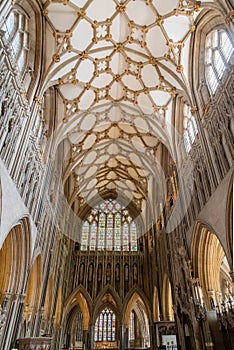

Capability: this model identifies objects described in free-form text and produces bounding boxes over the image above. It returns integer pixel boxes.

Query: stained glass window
[90,222,97,251]
[98,213,105,250]
[94,307,116,342]
[114,213,121,251]
[205,29,233,94]
[106,214,113,250]
[81,221,89,250]
[80,199,138,251]
[123,222,129,251]
[130,222,137,251]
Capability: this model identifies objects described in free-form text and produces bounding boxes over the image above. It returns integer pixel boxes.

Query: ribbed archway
[191,222,233,308]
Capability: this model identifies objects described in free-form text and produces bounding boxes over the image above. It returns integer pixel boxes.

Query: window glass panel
[98,213,105,250]
[212,30,218,48]
[80,199,138,251]
[108,313,112,340]
[12,32,21,57]
[123,222,129,251]
[130,222,137,251]
[94,308,116,342]
[99,313,103,340]
[207,65,218,93]
[205,29,233,94]
[205,49,212,64]
[106,213,113,250]
[103,313,107,340]
[220,31,233,60]
[90,222,97,250]
[4,11,16,40]
[81,221,89,250]
[213,50,225,78]
[130,311,135,340]
[183,105,198,153]
[114,213,121,251]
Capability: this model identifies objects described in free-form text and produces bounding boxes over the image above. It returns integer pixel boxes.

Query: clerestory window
[205,29,233,94]
[3,10,29,76]
[80,199,138,251]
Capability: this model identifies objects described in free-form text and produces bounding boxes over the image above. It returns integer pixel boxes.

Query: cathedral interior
[0,0,233,349]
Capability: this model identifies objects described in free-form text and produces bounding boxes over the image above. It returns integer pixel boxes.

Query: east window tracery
[81,199,138,251]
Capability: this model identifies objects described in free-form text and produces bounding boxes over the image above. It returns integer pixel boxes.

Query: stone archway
[153,286,160,322]
[226,176,233,277]
[0,217,31,349]
[191,222,233,309]
[40,274,54,335]
[22,254,42,337]
[64,305,84,350]
[62,288,91,350]
[92,290,121,350]
[162,275,174,321]
[124,292,150,349]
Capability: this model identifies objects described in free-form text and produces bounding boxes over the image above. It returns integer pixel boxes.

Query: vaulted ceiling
[41,0,203,215]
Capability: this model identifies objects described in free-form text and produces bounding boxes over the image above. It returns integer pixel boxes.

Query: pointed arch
[64,304,84,349]
[93,284,122,320]
[153,286,160,322]
[55,287,62,327]
[93,285,122,322]
[162,274,174,321]
[191,221,232,308]
[124,290,150,348]
[226,174,233,270]
[42,274,54,322]
[0,216,31,302]
[123,286,151,324]
[23,254,42,322]
[189,5,231,106]
[63,286,91,330]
